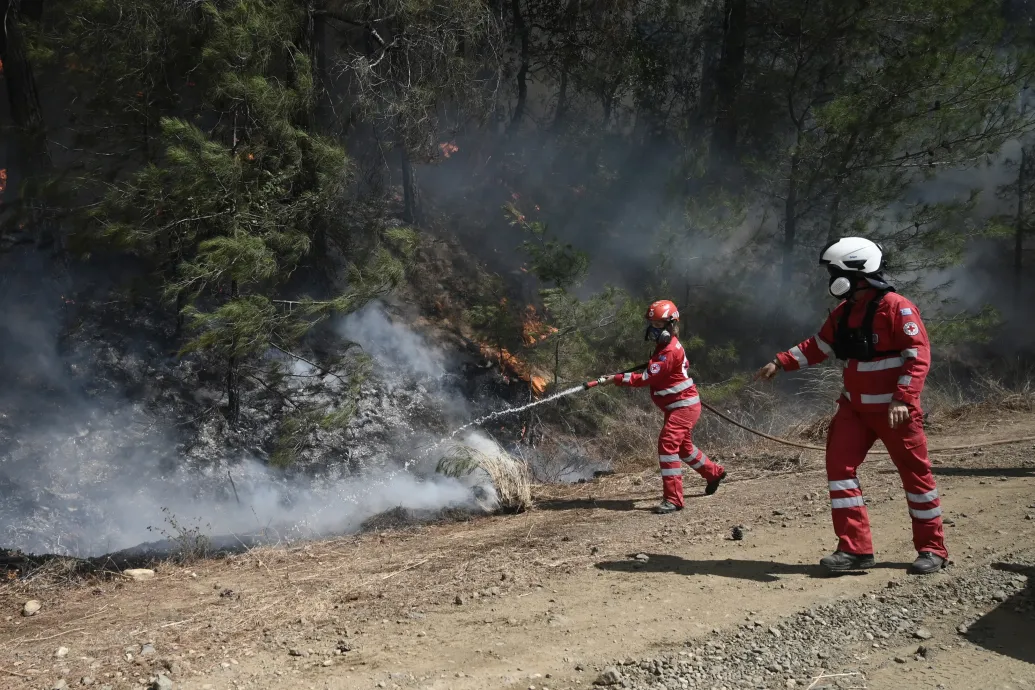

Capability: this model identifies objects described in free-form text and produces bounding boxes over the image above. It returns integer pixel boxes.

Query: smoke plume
[0,263,501,558]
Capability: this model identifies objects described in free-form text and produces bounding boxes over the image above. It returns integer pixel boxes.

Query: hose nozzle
[583,376,609,390]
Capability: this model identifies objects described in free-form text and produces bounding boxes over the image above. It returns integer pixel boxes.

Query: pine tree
[87,1,405,425]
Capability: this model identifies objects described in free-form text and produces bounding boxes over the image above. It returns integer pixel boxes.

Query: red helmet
[645,299,679,322]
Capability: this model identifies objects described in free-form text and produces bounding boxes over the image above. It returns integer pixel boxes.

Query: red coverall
[614,336,725,507]
[776,291,948,559]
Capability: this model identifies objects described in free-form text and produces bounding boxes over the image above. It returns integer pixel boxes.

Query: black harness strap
[832,290,900,362]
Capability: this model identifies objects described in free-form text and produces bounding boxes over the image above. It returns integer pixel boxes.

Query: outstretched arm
[757,309,839,380]
[612,352,673,388]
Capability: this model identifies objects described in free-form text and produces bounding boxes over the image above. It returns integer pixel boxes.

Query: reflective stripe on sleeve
[815,336,834,356]
[902,348,919,359]
[898,375,912,386]
[789,346,808,367]
[622,373,632,383]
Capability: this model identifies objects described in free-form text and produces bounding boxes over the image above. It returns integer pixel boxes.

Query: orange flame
[0,57,4,77]
[477,341,549,396]
[0,169,7,199]
[522,305,558,346]
[438,141,459,158]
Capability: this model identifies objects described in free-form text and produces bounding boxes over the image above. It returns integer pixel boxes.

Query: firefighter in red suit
[755,238,948,575]
[604,300,726,514]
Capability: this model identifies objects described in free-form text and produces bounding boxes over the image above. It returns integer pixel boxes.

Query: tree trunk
[1,0,54,246]
[710,0,747,177]
[1016,147,1026,306]
[401,144,423,225]
[827,188,842,243]
[781,148,801,291]
[226,280,241,426]
[552,0,580,132]
[508,0,529,134]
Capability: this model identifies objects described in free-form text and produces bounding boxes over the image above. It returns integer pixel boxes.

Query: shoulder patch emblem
[649,362,662,374]
[899,307,913,316]
[903,321,920,337]
[658,354,667,361]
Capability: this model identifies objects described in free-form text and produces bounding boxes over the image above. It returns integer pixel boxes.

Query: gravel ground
[595,553,1035,690]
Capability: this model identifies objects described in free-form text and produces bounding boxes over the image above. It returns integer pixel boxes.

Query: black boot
[820,550,876,573]
[909,551,946,575]
[705,470,727,496]
[654,500,682,514]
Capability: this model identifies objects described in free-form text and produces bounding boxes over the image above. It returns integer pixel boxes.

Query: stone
[151,675,174,690]
[123,569,155,581]
[53,681,68,690]
[22,600,41,617]
[634,554,649,562]
[140,643,156,656]
[993,591,1009,602]
[80,677,95,686]
[55,646,70,658]
[594,667,622,685]
[894,656,907,664]
[455,595,466,606]
[288,648,308,658]
[913,628,933,640]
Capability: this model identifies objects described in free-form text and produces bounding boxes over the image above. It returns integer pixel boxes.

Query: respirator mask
[645,323,672,345]
[827,266,855,299]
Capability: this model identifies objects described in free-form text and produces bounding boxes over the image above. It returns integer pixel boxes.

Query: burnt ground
[1,409,1034,690]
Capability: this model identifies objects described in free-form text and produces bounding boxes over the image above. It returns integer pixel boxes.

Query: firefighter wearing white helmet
[755,237,949,575]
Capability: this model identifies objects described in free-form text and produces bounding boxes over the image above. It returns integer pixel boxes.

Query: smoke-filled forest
[2,0,1035,559]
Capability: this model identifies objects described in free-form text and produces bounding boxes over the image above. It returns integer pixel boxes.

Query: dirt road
[2,411,1034,690]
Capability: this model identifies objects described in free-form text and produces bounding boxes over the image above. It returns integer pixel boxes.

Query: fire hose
[583,366,1035,456]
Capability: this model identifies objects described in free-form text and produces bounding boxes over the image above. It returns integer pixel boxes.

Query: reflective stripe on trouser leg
[657,416,688,508]
[826,401,878,555]
[876,411,949,560]
[679,444,725,483]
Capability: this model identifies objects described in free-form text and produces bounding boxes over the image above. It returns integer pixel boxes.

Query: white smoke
[337,301,446,379]
[0,275,502,557]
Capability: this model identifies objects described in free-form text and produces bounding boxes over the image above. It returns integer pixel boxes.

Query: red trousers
[826,399,948,558]
[657,405,725,507]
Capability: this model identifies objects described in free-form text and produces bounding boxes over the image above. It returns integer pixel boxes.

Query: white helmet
[819,237,884,273]
[819,237,888,298]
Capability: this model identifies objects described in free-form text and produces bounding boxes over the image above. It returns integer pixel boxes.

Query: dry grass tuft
[437,440,533,514]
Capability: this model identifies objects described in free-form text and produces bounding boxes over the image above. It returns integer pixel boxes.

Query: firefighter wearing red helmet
[755,237,948,575]
[603,299,727,513]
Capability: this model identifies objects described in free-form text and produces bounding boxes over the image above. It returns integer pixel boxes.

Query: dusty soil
[2,410,1034,690]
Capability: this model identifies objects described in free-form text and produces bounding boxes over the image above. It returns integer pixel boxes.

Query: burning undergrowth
[0,242,544,561]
